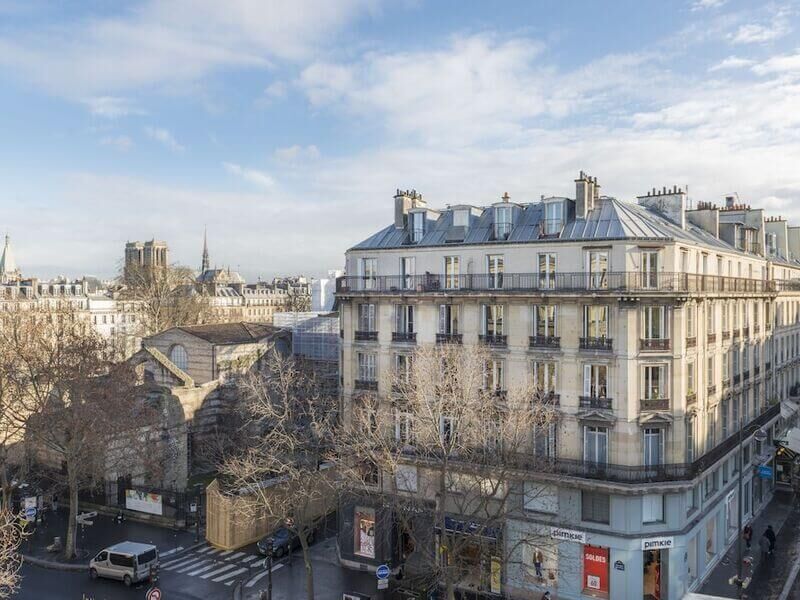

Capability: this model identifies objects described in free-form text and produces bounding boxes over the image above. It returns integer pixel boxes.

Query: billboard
[125,489,163,516]
[583,544,609,595]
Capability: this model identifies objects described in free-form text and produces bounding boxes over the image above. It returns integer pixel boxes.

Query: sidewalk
[699,490,798,599]
[22,508,203,565]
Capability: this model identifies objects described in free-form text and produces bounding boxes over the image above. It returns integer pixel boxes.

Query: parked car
[257,527,316,558]
[89,541,159,586]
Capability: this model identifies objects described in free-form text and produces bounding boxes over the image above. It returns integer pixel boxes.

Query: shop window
[582,544,609,597]
[354,507,376,558]
[523,482,558,514]
[705,518,717,561]
[522,536,558,586]
[581,491,610,524]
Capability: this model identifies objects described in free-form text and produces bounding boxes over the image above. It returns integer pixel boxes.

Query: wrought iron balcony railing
[579,396,612,410]
[687,337,697,348]
[354,379,378,391]
[354,330,378,341]
[479,334,507,347]
[529,335,561,349]
[436,333,462,345]
[580,337,613,351]
[640,338,670,351]
[392,332,417,343]
[686,392,697,405]
[707,333,717,344]
[641,398,670,411]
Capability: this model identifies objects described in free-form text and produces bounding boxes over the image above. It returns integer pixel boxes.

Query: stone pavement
[699,490,799,599]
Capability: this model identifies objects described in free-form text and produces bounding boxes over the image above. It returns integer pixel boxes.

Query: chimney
[394,189,426,229]
[575,171,596,219]
[637,185,687,229]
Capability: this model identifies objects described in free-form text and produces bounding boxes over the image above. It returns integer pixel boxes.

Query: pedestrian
[534,549,544,579]
[743,524,753,549]
[765,524,776,554]
[759,532,771,562]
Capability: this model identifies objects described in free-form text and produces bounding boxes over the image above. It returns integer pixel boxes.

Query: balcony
[722,331,731,341]
[436,333,462,345]
[529,335,561,349]
[537,391,560,406]
[579,396,613,410]
[392,332,417,344]
[479,334,507,348]
[580,337,613,351]
[640,338,670,351]
[641,398,670,411]
[707,333,717,344]
[687,337,697,348]
[354,330,378,342]
[707,384,717,396]
[354,379,378,391]
[686,392,697,406]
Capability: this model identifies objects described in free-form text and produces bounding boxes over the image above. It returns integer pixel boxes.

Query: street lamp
[260,536,274,600]
[735,422,768,597]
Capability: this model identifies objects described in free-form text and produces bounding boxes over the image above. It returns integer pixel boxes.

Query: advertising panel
[583,544,609,596]
[125,489,163,516]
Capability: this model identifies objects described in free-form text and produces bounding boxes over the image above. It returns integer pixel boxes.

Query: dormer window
[453,209,470,228]
[543,201,565,237]
[494,205,512,240]
[410,212,425,242]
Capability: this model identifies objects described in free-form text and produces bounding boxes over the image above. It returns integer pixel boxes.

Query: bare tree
[219,350,337,600]
[284,290,311,313]
[0,509,26,598]
[339,344,560,600]
[120,263,214,337]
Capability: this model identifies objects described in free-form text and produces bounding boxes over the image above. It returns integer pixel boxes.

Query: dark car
[257,527,316,558]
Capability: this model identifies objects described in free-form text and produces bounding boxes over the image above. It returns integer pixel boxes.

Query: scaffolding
[273,312,340,363]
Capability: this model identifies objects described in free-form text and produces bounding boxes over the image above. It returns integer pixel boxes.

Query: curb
[22,554,86,573]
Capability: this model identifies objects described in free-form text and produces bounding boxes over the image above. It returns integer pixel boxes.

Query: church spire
[201,228,210,272]
[0,234,19,283]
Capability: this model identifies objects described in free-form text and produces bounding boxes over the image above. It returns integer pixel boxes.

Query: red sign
[146,588,161,600]
[583,545,609,595]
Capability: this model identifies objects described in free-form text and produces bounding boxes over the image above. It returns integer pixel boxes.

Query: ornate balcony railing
[743,327,750,337]
[754,325,760,334]
[392,332,417,343]
[580,337,613,351]
[640,338,670,351]
[354,379,378,391]
[722,331,731,340]
[354,330,378,341]
[529,335,561,349]
[686,392,697,405]
[734,330,741,340]
[707,384,717,396]
[579,396,612,410]
[641,398,670,411]
[436,333,462,345]
[707,333,717,344]
[479,334,507,347]
[687,337,697,348]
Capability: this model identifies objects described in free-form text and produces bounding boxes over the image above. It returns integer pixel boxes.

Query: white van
[89,541,159,586]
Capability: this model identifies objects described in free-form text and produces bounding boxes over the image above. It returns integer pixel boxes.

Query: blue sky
[1,0,800,280]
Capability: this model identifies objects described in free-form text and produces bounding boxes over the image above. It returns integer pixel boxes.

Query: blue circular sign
[376,564,390,579]
[24,507,37,519]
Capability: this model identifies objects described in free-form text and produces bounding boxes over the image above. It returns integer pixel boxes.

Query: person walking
[765,525,776,554]
[758,532,771,562]
[534,549,544,579]
[743,524,753,549]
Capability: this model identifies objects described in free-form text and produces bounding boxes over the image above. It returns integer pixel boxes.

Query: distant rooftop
[174,322,284,345]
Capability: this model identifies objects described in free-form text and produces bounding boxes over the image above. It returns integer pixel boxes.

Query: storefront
[337,498,397,571]
[641,537,672,600]
[437,516,503,596]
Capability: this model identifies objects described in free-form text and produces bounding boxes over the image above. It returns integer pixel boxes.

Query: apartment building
[335,175,800,600]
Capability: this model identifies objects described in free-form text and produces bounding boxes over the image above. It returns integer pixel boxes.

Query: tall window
[588,251,609,289]
[357,352,376,381]
[722,355,730,382]
[169,344,188,371]
[686,417,695,462]
[396,411,414,444]
[483,304,504,336]
[721,399,729,439]
[440,416,457,446]
[643,428,663,466]
[395,354,413,383]
[706,301,715,334]
[400,257,415,289]
[533,305,557,337]
[538,253,557,289]
[395,304,414,334]
[643,365,667,400]
[358,303,376,332]
[444,256,460,289]
[410,212,425,242]
[360,258,377,290]
[707,356,714,388]
[494,205,512,239]
[533,422,558,459]
[584,305,609,338]
[487,254,504,289]
[722,303,729,332]
[583,364,608,398]
[643,305,666,339]
[533,361,557,394]
[438,304,460,335]
[641,250,659,289]
[483,360,505,392]
[687,303,696,338]
[544,201,564,235]
[687,362,696,395]
[582,491,610,524]
[584,427,608,465]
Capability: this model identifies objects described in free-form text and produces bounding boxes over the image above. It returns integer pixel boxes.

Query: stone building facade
[335,176,800,600]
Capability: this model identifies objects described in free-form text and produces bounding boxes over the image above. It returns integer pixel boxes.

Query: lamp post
[735,421,767,597]
[260,537,274,600]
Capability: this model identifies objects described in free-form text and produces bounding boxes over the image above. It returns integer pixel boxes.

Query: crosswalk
[159,543,264,587]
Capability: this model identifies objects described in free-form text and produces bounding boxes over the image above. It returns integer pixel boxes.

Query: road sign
[23,507,37,521]
[758,465,774,479]
[376,564,390,579]
[146,587,161,600]
[377,578,388,590]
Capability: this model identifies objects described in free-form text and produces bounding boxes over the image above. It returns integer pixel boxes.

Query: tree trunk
[64,479,79,560]
[299,533,314,600]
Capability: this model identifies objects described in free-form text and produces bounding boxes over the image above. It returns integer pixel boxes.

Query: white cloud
[691,0,726,10]
[709,55,755,71]
[753,51,800,76]
[83,96,144,118]
[222,162,275,188]
[729,11,792,44]
[99,135,133,152]
[145,126,184,152]
[264,80,288,99]
[274,144,320,162]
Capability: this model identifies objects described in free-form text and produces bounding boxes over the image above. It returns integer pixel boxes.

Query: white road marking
[159,546,184,557]
[213,567,248,582]
[175,559,212,574]
[163,556,206,571]
[186,562,221,577]
[240,555,259,564]
[219,550,233,556]
[196,545,215,554]
[227,552,246,560]
[200,563,238,579]
[245,563,284,587]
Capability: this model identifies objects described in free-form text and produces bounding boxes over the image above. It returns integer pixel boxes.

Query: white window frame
[444,256,460,290]
[533,304,557,337]
[583,364,608,398]
[641,250,659,289]
[538,253,557,289]
[487,254,504,289]
[588,250,609,290]
[584,426,608,464]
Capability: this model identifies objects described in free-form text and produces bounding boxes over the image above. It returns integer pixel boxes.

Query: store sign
[550,527,586,544]
[642,537,674,551]
[583,545,609,594]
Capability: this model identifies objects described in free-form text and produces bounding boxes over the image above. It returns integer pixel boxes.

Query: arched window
[170,344,188,372]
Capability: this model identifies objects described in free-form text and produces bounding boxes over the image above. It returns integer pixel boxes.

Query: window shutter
[481,305,487,334]
[583,365,591,396]
[439,305,446,334]
[395,304,401,333]
[368,304,375,330]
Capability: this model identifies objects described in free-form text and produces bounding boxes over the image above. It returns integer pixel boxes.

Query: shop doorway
[643,549,667,600]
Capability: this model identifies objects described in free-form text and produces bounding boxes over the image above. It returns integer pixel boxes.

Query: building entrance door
[643,549,667,600]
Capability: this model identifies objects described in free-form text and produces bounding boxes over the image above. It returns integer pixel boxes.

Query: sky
[2,0,800,281]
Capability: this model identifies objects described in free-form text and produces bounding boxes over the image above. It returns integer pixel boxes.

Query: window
[706,302,715,334]
[643,428,663,466]
[360,258,377,290]
[109,553,134,568]
[487,255,504,289]
[643,494,664,523]
[444,256,460,289]
[584,426,608,464]
[538,253,557,289]
[453,209,469,228]
[440,416,456,445]
[357,352,376,381]
[524,482,558,513]
[483,359,505,392]
[395,304,414,334]
[395,465,418,492]
[686,417,695,463]
[533,361,557,394]
[707,356,715,388]
[583,364,608,398]
[395,354,413,383]
[581,490,610,524]
[722,355,729,382]
[588,251,609,289]
[169,344,188,371]
[643,305,666,339]
[410,211,425,242]
[400,257,415,289]
[533,421,558,458]
[395,411,414,444]
[687,361,696,395]
[533,305,557,337]
[494,205,512,239]
[483,304,504,336]
[358,303,376,331]
[544,201,564,235]
[438,304,460,335]
[687,303,696,338]
[354,507,376,558]
[643,365,667,400]
[641,250,659,289]
[584,305,609,338]
[722,303,729,332]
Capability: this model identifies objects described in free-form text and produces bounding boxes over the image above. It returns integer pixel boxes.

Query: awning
[776,427,800,455]
[781,399,799,420]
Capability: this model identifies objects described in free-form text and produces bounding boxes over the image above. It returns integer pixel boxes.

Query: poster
[125,489,163,516]
[583,544,609,596]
